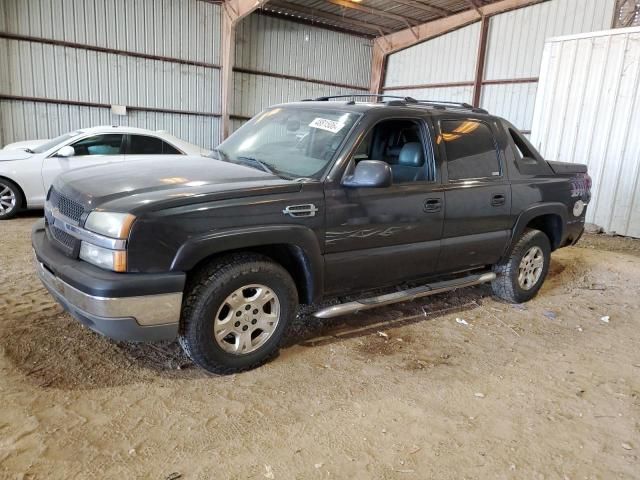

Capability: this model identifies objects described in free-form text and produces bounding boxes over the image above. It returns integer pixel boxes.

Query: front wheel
[491,228,551,303]
[179,253,298,374]
[0,179,22,220]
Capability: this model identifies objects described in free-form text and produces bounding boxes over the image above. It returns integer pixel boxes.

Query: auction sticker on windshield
[309,118,345,133]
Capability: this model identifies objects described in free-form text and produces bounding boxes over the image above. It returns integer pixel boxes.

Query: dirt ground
[1,213,639,479]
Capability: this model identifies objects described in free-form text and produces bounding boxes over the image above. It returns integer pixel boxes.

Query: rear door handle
[424,198,442,213]
[491,194,506,206]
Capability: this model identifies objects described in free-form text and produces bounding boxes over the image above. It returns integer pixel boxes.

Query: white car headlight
[84,211,136,239]
[80,241,127,272]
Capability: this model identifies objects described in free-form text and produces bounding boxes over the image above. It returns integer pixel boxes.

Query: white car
[0,126,210,219]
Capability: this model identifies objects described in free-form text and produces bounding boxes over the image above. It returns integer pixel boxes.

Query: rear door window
[127,135,181,154]
[440,120,501,181]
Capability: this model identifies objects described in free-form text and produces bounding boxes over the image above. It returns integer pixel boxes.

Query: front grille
[51,225,76,249]
[49,188,85,222]
[46,188,86,257]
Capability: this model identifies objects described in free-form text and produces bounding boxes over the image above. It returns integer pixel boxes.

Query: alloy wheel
[213,284,281,355]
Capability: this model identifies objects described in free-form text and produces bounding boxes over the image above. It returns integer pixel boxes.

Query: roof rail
[303,94,416,102]
[302,94,489,114]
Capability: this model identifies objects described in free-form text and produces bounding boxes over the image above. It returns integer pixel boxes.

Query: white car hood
[2,139,47,151]
[0,150,34,162]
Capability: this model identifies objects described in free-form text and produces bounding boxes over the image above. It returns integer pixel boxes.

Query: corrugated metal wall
[531,27,640,238]
[0,0,221,149]
[383,0,617,134]
[385,22,480,89]
[231,13,372,129]
[481,0,616,132]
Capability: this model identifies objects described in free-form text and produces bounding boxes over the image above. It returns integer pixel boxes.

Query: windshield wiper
[235,156,277,175]
[22,148,35,153]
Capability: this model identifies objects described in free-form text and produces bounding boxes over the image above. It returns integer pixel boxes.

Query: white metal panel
[384,22,481,87]
[0,99,220,150]
[485,0,616,80]
[384,86,474,104]
[531,27,640,237]
[1,0,221,64]
[480,82,538,131]
[235,13,371,87]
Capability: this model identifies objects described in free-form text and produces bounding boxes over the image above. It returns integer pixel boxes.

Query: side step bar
[313,272,496,319]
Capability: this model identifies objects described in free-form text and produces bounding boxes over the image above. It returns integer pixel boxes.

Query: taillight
[571,173,591,198]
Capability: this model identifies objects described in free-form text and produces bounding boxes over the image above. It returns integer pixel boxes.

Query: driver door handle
[491,193,506,206]
[424,198,442,213]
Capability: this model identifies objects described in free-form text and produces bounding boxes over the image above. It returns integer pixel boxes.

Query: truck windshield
[213,107,360,180]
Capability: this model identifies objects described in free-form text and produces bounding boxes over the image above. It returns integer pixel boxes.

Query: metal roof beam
[269,0,393,34]
[221,0,270,141]
[325,0,418,28]
[390,0,452,18]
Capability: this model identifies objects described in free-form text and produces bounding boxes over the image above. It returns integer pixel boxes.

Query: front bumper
[32,219,185,342]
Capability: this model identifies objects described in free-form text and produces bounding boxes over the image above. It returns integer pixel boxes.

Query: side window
[128,135,181,154]
[509,128,536,163]
[71,134,124,156]
[351,119,433,183]
[440,120,500,181]
[507,127,552,175]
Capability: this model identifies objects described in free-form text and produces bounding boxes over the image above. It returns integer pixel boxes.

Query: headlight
[80,242,127,272]
[84,211,136,239]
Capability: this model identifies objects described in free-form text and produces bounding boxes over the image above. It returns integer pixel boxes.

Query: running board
[313,272,496,319]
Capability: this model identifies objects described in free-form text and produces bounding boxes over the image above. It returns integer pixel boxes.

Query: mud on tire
[178,253,298,374]
[491,228,551,304]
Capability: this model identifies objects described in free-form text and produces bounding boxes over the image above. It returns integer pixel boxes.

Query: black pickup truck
[32,96,591,373]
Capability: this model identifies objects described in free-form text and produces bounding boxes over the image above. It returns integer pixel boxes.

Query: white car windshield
[213,107,360,180]
[32,131,82,154]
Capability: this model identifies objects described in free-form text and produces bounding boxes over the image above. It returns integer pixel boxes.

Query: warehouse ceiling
[259,0,504,37]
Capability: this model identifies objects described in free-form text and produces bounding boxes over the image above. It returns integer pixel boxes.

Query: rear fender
[502,202,569,261]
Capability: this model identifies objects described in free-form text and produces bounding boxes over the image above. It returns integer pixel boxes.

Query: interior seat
[391,142,425,183]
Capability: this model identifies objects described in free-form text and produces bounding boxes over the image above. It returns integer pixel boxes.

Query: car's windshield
[32,131,83,154]
[213,107,360,180]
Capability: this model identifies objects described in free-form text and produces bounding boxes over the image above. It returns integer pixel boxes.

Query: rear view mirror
[343,160,392,188]
[56,146,75,158]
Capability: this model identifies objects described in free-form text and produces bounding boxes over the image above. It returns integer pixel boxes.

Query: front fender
[170,224,324,302]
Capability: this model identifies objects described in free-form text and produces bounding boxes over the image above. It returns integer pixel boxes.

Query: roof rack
[303,94,488,114]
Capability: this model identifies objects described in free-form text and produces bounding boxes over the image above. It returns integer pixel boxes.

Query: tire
[178,253,298,374]
[491,228,551,304]
[0,179,23,220]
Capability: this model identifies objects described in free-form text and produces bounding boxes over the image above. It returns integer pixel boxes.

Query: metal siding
[2,0,221,64]
[232,13,372,120]
[384,86,474,104]
[1,39,220,113]
[235,13,371,87]
[530,27,640,237]
[0,0,221,148]
[484,0,617,81]
[232,71,360,119]
[384,22,481,87]
[480,82,538,131]
[0,99,220,150]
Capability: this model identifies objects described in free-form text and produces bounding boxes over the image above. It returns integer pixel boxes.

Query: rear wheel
[491,228,551,303]
[0,179,22,220]
[179,253,298,374]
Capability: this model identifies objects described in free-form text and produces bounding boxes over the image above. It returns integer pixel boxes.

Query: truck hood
[0,150,34,162]
[53,155,302,213]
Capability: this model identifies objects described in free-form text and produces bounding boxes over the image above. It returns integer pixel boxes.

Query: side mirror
[56,145,75,158]
[343,160,392,188]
